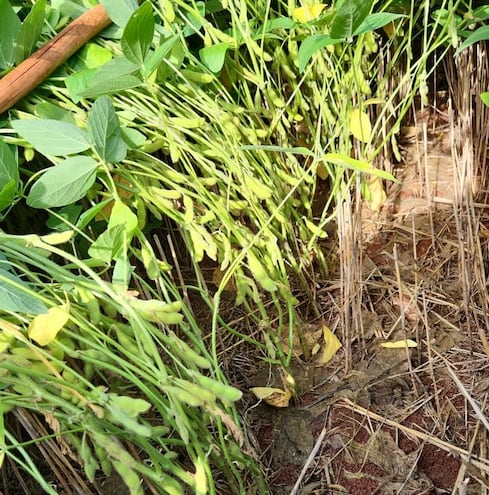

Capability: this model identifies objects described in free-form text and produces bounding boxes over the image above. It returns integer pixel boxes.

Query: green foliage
[15,0,46,64]
[0,0,21,68]
[456,25,489,54]
[99,0,138,28]
[87,96,127,162]
[0,0,48,69]
[0,0,461,493]
[26,156,99,208]
[11,120,90,156]
[330,0,374,38]
[0,268,47,314]
[199,43,230,72]
[0,139,19,212]
[121,2,155,66]
[70,57,142,100]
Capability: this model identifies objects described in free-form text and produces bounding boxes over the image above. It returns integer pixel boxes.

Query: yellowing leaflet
[250,386,292,407]
[349,109,372,143]
[292,4,326,23]
[381,339,418,348]
[320,325,342,364]
[29,303,70,346]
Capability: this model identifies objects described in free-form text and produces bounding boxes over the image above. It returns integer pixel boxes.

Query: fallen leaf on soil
[366,176,387,212]
[250,386,292,407]
[212,267,236,292]
[393,293,419,323]
[280,323,322,358]
[320,325,342,364]
[348,430,420,478]
[381,339,417,348]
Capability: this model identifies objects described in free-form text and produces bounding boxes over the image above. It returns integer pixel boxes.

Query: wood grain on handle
[0,4,112,114]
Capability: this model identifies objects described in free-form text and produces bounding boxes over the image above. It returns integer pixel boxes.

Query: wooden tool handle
[0,4,111,114]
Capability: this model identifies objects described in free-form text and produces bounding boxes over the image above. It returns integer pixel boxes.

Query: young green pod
[168,331,212,369]
[195,375,242,403]
[93,442,112,476]
[162,385,204,407]
[247,253,277,292]
[80,433,98,482]
[173,378,216,404]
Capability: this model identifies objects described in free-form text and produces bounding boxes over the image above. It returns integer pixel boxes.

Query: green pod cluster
[195,374,243,403]
[172,377,217,404]
[167,330,212,369]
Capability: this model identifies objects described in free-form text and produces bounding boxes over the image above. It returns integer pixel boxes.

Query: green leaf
[121,1,155,66]
[0,0,21,69]
[455,25,489,55]
[353,12,405,36]
[199,43,229,73]
[481,92,489,108]
[108,200,138,234]
[261,16,296,32]
[0,139,19,212]
[73,43,112,70]
[27,157,99,208]
[330,0,374,39]
[77,57,142,99]
[88,96,127,163]
[240,144,315,155]
[121,127,146,149]
[88,224,126,263]
[322,153,398,181]
[89,201,138,263]
[15,0,46,64]
[65,68,99,103]
[99,0,138,28]
[11,119,90,156]
[298,35,341,72]
[46,204,83,231]
[473,5,489,21]
[0,268,47,314]
[35,102,76,123]
[142,35,179,77]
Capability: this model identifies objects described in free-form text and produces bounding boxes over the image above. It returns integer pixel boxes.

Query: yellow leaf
[320,325,342,364]
[194,457,207,495]
[364,98,385,106]
[311,342,321,356]
[317,162,329,180]
[249,387,291,407]
[292,4,326,23]
[28,304,70,346]
[349,108,372,143]
[366,176,386,212]
[40,230,74,245]
[383,22,395,38]
[381,339,417,348]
